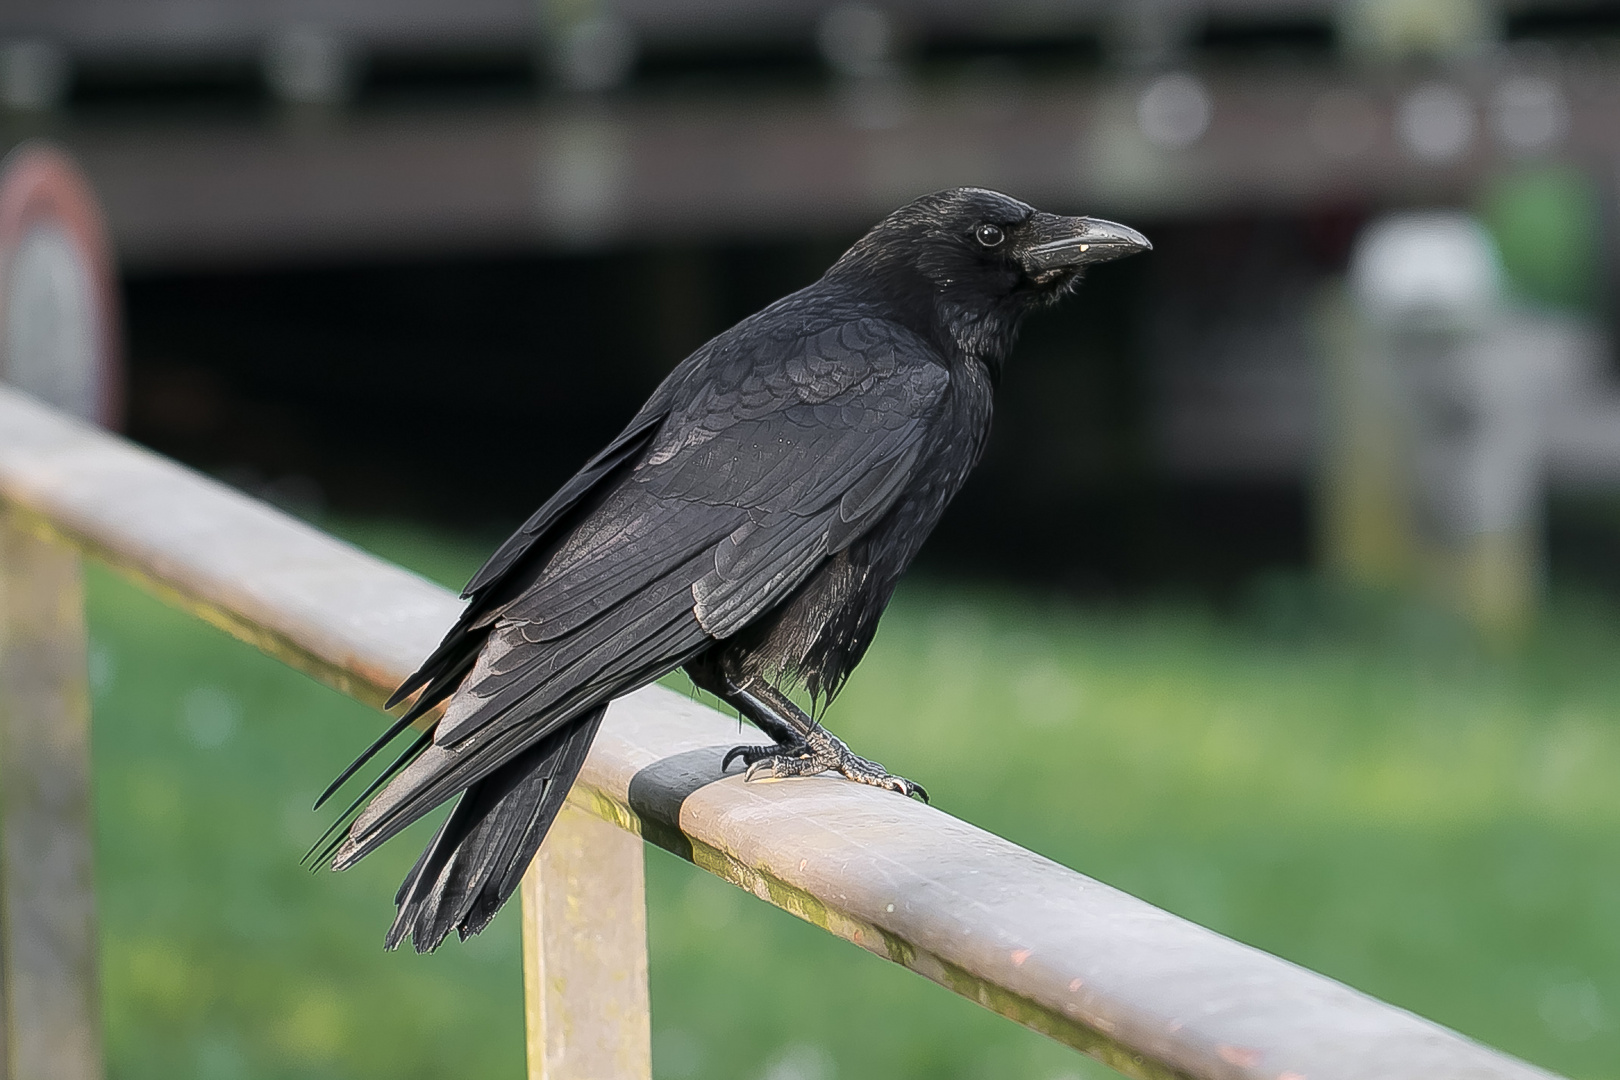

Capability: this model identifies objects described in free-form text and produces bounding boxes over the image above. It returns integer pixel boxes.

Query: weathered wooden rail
[0,385,1569,1080]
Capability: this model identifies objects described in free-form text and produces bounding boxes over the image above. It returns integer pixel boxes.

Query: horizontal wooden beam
[49,61,1620,268]
[0,385,1562,1080]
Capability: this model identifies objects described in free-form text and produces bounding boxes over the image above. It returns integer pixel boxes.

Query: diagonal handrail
[0,385,1562,1080]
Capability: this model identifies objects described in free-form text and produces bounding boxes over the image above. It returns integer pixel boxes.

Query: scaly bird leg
[717,677,928,802]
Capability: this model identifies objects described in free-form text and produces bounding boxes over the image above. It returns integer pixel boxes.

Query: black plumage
[318,187,1150,951]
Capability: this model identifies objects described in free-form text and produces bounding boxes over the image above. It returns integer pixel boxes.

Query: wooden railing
[0,140,1566,1080]
[0,388,1571,1080]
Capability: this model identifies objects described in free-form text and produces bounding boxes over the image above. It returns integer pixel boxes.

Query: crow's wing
[380,405,671,720]
[447,318,950,737]
[466,409,672,600]
[334,318,949,866]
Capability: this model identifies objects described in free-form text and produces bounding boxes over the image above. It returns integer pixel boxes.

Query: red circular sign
[0,142,123,429]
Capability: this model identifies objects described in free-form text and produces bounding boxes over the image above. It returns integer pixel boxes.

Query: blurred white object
[1348,212,1533,540]
[264,25,356,106]
[0,39,70,113]
[0,144,122,428]
[3,222,98,421]
[1137,72,1211,150]
[537,117,629,242]
[1325,211,1526,629]
[1396,82,1477,163]
[552,13,638,93]
[817,4,896,80]
[1490,75,1569,154]
[1538,978,1609,1044]
[1350,212,1502,330]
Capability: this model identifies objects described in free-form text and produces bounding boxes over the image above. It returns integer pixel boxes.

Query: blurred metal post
[520,802,652,1080]
[0,143,120,1080]
[1324,212,1541,636]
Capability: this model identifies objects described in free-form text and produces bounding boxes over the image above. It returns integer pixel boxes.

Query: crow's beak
[1020,214,1152,273]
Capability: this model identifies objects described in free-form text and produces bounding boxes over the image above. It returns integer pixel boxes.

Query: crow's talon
[726,726,927,802]
[722,743,770,772]
[834,749,929,803]
[739,750,820,782]
[742,755,803,782]
[882,775,928,803]
[723,741,805,773]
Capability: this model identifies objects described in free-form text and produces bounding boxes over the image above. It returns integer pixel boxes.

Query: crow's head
[829,187,1150,367]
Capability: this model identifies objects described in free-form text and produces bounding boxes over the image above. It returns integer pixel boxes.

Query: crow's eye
[975,223,1005,248]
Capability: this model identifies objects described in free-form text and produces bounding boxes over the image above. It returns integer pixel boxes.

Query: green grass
[85,521,1620,1080]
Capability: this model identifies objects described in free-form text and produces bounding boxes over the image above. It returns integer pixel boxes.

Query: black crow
[314,187,1149,951]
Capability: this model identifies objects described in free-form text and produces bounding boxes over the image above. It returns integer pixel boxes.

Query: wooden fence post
[0,516,100,1080]
[520,802,651,1080]
[0,142,120,1080]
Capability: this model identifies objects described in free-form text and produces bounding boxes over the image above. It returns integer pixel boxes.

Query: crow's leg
[684,655,804,749]
[715,677,928,803]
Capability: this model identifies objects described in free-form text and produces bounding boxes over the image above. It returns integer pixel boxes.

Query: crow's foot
[723,727,927,802]
[721,740,805,772]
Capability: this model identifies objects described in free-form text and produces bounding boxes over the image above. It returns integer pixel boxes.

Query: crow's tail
[384,706,606,953]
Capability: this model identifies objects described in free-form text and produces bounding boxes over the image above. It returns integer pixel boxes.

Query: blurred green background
[88,519,1619,1080]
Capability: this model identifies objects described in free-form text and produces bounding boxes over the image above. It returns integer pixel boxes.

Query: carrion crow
[312,187,1150,951]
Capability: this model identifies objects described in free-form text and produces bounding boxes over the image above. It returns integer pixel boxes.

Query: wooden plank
[0,514,101,1080]
[521,804,651,1080]
[0,385,1565,1080]
[62,64,1620,269]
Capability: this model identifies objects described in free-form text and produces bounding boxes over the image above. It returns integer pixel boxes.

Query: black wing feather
[460,407,670,600]
[382,407,669,713]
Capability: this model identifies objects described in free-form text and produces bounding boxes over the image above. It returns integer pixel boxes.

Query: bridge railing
[0,385,1567,1080]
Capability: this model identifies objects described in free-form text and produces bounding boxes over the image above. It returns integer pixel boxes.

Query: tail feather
[313,712,418,812]
[305,729,433,868]
[333,581,707,869]
[384,707,606,952]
